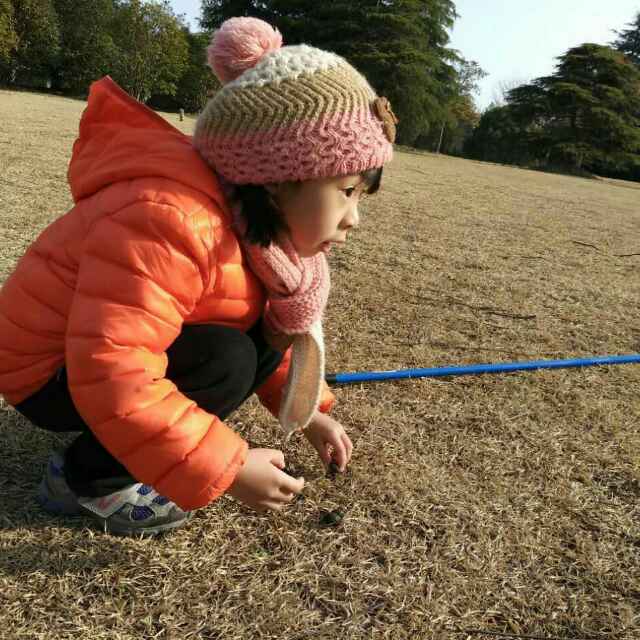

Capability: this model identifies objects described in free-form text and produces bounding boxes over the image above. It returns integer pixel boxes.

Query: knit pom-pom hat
[193,16,398,185]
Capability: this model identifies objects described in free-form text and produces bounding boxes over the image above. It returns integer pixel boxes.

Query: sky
[169,0,639,110]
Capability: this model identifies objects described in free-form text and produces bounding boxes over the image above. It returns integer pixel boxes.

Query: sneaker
[36,449,83,516]
[37,449,191,537]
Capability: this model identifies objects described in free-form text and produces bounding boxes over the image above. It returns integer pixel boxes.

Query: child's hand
[227,448,304,512]
[303,411,353,472]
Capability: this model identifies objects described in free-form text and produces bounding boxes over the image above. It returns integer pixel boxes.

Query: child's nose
[342,206,359,230]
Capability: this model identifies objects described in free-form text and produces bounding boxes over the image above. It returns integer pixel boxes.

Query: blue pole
[325,354,640,385]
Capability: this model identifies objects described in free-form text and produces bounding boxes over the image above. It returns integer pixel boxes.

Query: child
[0,17,396,536]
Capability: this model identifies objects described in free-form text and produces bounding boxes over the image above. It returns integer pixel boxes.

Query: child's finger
[341,432,353,461]
[269,449,285,469]
[279,471,305,495]
[320,442,333,465]
[330,440,348,471]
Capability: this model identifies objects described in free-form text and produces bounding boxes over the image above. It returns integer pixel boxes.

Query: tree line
[0,0,485,152]
[200,0,487,151]
[1,2,639,181]
[0,0,219,112]
[466,13,640,182]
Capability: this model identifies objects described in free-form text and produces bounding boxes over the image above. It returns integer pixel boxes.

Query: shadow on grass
[0,410,196,578]
[0,409,336,579]
[0,410,129,562]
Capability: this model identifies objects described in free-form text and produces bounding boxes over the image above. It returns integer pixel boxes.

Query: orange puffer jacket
[0,77,335,510]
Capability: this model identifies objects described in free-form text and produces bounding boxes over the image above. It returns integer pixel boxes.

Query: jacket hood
[68,76,225,207]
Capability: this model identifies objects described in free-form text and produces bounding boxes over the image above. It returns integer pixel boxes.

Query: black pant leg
[14,366,134,494]
[14,321,284,496]
[164,321,283,418]
[244,319,287,396]
[13,367,87,433]
[165,323,258,419]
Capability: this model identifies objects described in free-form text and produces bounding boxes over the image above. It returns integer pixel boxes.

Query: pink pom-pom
[207,17,283,85]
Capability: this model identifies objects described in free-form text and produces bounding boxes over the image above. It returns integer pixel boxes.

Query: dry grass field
[0,88,639,640]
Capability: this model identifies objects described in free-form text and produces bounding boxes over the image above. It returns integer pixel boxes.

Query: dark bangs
[361,166,383,194]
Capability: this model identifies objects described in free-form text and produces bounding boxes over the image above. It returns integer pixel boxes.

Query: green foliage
[0,0,18,68]
[200,0,468,147]
[613,11,640,66]
[428,58,485,154]
[200,0,274,26]
[0,0,218,112]
[464,105,531,164]
[544,45,640,174]
[52,0,118,95]
[110,0,189,103]
[175,30,220,112]
[467,44,640,181]
[2,0,60,86]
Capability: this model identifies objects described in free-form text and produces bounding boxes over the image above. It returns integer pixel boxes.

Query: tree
[613,11,640,66]
[466,43,640,180]
[199,0,270,27]
[504,79,552,164]
[175,30,221,112]
[110,0,189,103]
[200,0,462,146]
[432,58,486,153]
[489,76,530,108]
[0,0,18,71]
[542,44,640,174]
[431,93,480,154]
[4,0,60,86]
[464,105,528,164]
[52,0,118,95]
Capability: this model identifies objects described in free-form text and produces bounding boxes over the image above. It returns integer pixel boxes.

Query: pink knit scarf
[231,203,331,336]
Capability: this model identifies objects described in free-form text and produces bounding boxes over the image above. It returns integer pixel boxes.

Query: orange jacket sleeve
[255,346,336,419]
[65,201,247,511]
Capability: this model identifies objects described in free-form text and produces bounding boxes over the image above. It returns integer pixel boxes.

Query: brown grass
[1,88,639,640]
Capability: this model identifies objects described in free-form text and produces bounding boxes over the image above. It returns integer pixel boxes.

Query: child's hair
[236,166,383,247]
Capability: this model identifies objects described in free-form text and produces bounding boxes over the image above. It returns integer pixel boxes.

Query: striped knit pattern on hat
[193,18,394,185]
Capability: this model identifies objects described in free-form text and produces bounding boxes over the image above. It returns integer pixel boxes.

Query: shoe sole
[37,467,191,537]
[38,488,191,536]
[87,511,193,537]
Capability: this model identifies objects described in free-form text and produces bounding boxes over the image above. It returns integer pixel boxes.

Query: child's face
[267,174,368,257]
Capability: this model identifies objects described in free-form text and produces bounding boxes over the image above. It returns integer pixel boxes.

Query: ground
[0,88,638,640]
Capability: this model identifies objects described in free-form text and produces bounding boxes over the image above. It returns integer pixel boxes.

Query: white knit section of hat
[221,44,347,92]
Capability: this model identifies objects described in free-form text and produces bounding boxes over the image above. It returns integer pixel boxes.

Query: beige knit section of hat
[196,62,376,138]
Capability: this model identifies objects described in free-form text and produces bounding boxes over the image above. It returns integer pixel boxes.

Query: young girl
[0,17,397,536]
